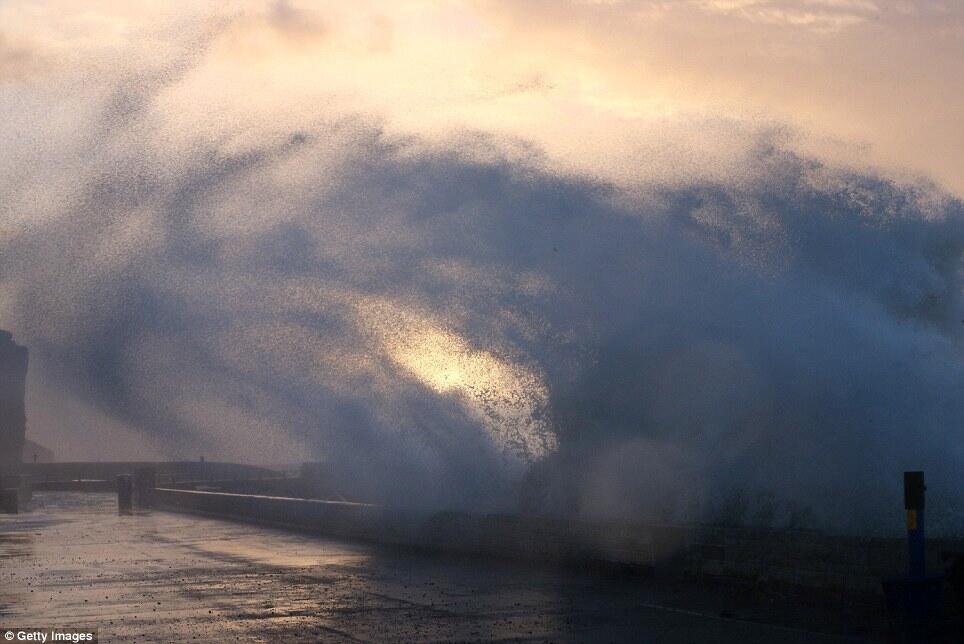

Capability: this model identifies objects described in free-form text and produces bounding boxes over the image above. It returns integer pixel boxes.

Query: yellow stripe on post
[906,509,918,530]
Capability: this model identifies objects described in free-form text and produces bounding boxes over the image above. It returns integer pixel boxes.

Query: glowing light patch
[361,302,556,461]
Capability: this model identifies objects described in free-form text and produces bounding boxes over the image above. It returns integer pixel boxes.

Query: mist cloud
[0,0,961,534]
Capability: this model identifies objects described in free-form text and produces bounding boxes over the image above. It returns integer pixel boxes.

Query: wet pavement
[0,493,881,643]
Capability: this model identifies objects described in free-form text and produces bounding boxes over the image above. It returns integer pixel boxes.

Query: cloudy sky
[4,0,962,189]
[0,0,961,532]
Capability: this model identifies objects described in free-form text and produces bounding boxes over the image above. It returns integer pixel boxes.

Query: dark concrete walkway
[0,493,881,643]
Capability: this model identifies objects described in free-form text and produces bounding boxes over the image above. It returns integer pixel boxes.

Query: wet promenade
[0,493,880,643]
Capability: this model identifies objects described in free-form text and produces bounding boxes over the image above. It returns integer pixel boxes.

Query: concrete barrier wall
[154,488,384,541]
[153,488,656,568]
[409,512,654,566]
[153,488,964,600]
[166,477,337,500]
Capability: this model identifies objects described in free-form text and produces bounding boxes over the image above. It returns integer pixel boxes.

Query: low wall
[409,512,654,566]
[152,488,964,604]
[153,489,655,568]
[154,488,384,541]
[165,477,342,500]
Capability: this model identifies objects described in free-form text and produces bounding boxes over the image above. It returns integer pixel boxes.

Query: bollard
[117,475,133,514]
[0,488,18,514]
[882,471,945,643]
[943,552,964,643]
[133,467,156,509]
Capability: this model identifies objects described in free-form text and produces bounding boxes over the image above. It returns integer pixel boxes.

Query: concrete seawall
[154,488,384,540]
[153,487,964,602]
[153,488,654,568]
[164,477,342,500]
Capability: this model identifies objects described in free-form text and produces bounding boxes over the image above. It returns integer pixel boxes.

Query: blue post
[881,470,946,642]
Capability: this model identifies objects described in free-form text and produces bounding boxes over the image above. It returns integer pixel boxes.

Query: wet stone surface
[0,493,881,643]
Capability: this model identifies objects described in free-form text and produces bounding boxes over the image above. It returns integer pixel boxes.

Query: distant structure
[22,439,53,463]
[0,331,28,476]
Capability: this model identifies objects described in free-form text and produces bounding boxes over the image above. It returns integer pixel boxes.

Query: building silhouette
[0,330,28,476]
